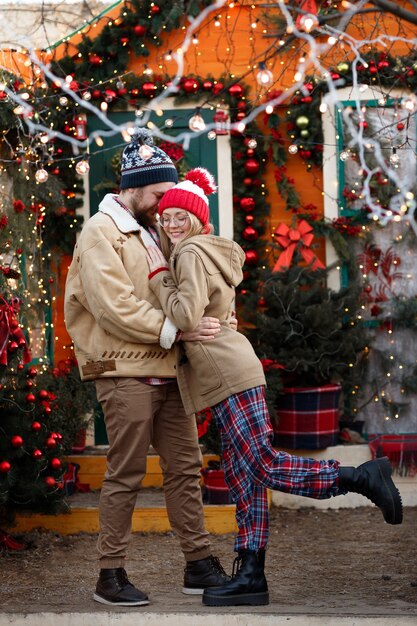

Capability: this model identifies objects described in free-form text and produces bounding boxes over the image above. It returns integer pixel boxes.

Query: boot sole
[377,456,403,525]
[182,587,204,595]
[93,592,150,606]
[202,591,269,606]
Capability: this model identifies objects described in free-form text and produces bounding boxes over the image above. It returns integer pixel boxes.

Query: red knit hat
[158,168,216,226]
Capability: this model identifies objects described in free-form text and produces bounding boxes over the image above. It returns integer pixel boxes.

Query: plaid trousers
[211,386,340,551]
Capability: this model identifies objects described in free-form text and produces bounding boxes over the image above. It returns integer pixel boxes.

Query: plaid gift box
[274,384,341,450]
[369,434,417,476]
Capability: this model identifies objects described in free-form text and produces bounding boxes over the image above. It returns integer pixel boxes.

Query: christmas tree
[254,237,368,420]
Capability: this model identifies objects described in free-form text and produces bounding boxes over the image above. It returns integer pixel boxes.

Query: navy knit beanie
[120,129,178,189]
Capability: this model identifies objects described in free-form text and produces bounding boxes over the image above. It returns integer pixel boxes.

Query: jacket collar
[98,193,140,233]
[98,193,158,248]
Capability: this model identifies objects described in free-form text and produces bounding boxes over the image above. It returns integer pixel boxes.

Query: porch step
[13,488,238,535]
[68,450,220,489]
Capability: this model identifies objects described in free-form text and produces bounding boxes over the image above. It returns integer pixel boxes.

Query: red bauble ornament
[246,149,254,157]
[31,421,42,432]
[38,389,49,400]
[45,437,57,449]
[258,297,266,307]
[32,449,43,459]
[397,122,405,130]
[245,215,255,224]
[27,367,37,378]
[236,111,246,122]
[150,4,160,13]
[242,226,259,242]
[134,24,146,36]
[240,197,256,212]
[182,78,200,93]
[212,82,224,95]
[243,177,253,187]
[8,341,18,352]
[202,80,213,91]
[25,393,36,403]
[0,461,11,473]
[244,159,260,175]
[50,458,62,470]
[244,250,259,266]
[142,82,157,97]
[237,101,247,111]
[89,54,102,66]
[26,381,33,388]
[17,364,24,371]
[11,435,23,448]
[228,84,244,98]
[92,89,102,99]
[120,37,129,45]
[44,476,56,488]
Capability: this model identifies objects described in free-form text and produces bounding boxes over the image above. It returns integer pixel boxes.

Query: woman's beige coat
[149,234,266,414]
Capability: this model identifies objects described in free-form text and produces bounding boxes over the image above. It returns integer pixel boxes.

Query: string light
[256,62,273,87]
[189,108,206,132]
[35,167,48,183]
[75,158,90,175]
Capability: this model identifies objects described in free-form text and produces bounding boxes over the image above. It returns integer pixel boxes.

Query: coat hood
[173,234,245,287]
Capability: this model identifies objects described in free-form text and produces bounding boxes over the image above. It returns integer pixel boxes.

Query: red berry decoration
[38,389,49,400]
[17,364,24,370]
[245,215,255,224]
[44,476,56,488]
[11,435,23,448]
[50,458,62,470]
[32,449,43,459]
[150,4,160,13]
[25,393,36,403]
[8,341,18,352]
[244,159,260,175]
[202,80,213,91]
[31,421,42,432]
[0,461,11,473]
[134,24,146,36]
[397,122,405,130]
[27,367,37,378]
[46,437,57,449]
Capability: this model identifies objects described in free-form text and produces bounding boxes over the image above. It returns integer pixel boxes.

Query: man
[64,130,229,606]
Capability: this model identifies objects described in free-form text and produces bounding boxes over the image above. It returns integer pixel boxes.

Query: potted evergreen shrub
[254,248,368,449]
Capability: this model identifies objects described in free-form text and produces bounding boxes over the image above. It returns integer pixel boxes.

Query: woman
[146,168,402,607]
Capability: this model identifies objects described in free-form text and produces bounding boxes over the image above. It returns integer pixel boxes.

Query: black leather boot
[202,549,269,606]
[182,555,230,594]
[339,457,403,525]
[93,568,149,606]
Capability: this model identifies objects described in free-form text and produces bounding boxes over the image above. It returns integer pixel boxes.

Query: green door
[87,107,219,444]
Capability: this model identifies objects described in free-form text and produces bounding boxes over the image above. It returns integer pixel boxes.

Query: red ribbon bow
[272,220,325,273]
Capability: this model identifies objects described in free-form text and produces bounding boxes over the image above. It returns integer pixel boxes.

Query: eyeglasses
[159,214,190,227]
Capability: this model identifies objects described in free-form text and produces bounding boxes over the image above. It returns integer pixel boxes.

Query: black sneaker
[182,555,230,595]
[93,567,149,606]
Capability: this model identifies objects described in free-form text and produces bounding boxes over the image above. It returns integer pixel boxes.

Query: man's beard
[135,210,157,229]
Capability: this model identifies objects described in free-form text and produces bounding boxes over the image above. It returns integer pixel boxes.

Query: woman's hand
[146,246,169,272]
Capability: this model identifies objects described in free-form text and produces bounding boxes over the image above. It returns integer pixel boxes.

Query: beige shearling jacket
[149,234,266,414]
[64,194,178,381]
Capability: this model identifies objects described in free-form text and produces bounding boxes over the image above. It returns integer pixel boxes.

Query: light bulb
[256,63,273,87]
[138,143,154,160]
[401,95,417,112]
[75,159,90,175]
[165,118,174,128]
[207,130,216,140]
[288,144,298,154]
[35,168,48,183]
[189,113,206,132]
[248,138,257,149]
[299,14,319,33]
